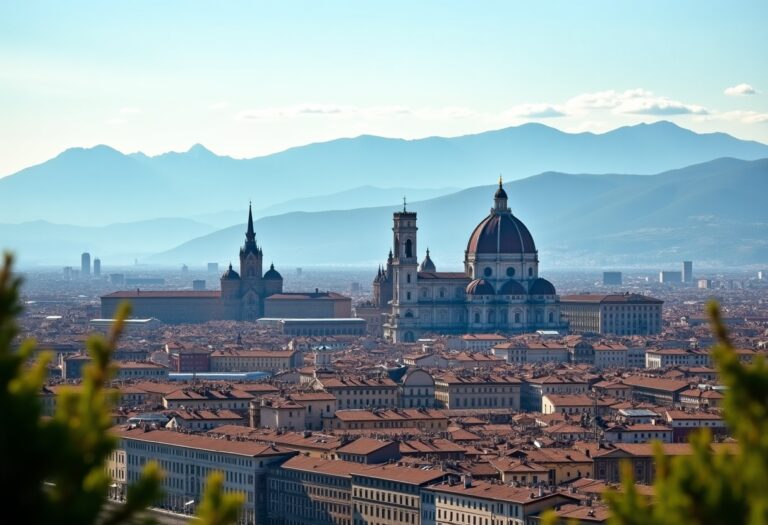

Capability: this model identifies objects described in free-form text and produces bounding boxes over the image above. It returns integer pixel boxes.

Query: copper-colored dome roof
[499,279,527,295]
[467,213,536,256]
[529,277,556,295]
[466,278,495,295]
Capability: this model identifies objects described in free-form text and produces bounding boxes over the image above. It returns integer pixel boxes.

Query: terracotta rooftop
[279,455,368,478]
[337,437,395,455]
[352,464,447,485]
[112,426,294,457]
[428,479,577,505]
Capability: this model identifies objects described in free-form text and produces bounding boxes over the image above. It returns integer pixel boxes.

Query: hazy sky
[1,0,766,176]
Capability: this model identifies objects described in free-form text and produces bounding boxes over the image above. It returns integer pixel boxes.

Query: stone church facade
[374,180,566,342]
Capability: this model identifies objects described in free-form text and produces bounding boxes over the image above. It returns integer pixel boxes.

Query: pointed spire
[241,202,260,256]
[246,201,255,242]
[403,195,407,212]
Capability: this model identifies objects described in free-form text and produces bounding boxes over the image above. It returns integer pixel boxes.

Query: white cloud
[209,101,230,110]
[503,103,567,118]
[724,83,757,96]
[715,110,768,124]
[565,89,708,115]
[119,107,142,114]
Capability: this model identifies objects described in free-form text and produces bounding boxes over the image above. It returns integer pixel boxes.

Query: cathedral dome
[263,263,283,280]
[221,264,240,280]
[419,249,437,272]
[528,277,556,295]
[466,180,536,257]
[466,278,495,295]
[466,213,536,255]
[499,279,527,295]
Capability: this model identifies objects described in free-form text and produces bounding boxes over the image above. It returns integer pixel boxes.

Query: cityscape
[3,2,768,525]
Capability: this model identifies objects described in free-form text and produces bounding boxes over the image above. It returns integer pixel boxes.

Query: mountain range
[2,121,767,268]
[2,121,768,226]
[152,157,768,268]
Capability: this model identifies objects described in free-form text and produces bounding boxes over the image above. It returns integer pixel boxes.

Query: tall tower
[682,261,693,283]
[93,257,101,277]
[387,199,419,342]
[238,204,265,319]
[81,252,91,277]
[239,203,263,282]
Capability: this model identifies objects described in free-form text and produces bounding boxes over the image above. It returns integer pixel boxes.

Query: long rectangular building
[560,293,663,335]
[110,426,296,523]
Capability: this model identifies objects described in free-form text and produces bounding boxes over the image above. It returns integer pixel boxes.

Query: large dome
[467,213,536,255]
[466,179,536,256]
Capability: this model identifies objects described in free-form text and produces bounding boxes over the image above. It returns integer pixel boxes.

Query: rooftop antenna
[403,196,407,212]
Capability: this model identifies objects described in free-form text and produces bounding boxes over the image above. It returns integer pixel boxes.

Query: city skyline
[1,0,767,176]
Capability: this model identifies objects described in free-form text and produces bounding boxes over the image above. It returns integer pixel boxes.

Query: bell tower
[385,198,420,342]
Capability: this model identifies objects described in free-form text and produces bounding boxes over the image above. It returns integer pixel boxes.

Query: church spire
[241,202,261,257]
[246,201,255,243]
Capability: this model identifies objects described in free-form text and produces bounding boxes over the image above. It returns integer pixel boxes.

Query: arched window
[488,310,495,323]
[474,312,480,324]
[507,267,515,277]
[528,267,533,277]
[484,267,492,277]
[395,238,400,257]
[515,312,521,323]
[404,311,414,318]
[549,312,554,323]
[406,292,411,301]
[405,239,413,258]
[407,273,411,284]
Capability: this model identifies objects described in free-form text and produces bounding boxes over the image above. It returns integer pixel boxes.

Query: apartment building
[326,408,448,432]
[162,387,254,411]
[560,293,663,336]
[209,349,301,372]
[434,373,521,410]
[351,464,447,525]
[267,456,367,525]
[112,426,296,523]
[317,377,399,410]
[522,376,589,412]
[423,477,578,525]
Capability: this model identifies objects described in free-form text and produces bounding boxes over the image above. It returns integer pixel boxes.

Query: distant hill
[152,157,768,268]
[2,121,767,225]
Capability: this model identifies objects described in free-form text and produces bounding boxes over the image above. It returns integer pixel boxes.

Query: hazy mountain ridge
[152,157,768,268]
[3,121,768,225]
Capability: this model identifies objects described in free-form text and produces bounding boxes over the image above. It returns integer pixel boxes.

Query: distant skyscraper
[93,257,101,277]
[63,266,72,280]
[81,252,91,276]
[192,279,206,291]
[682,261,693,283]
[603,271,622,285]
[207,262,219,273]
[659,271,683,284]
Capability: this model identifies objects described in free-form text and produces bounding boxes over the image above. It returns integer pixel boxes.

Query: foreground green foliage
[0,254,243,524]
[606,301,768,525]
